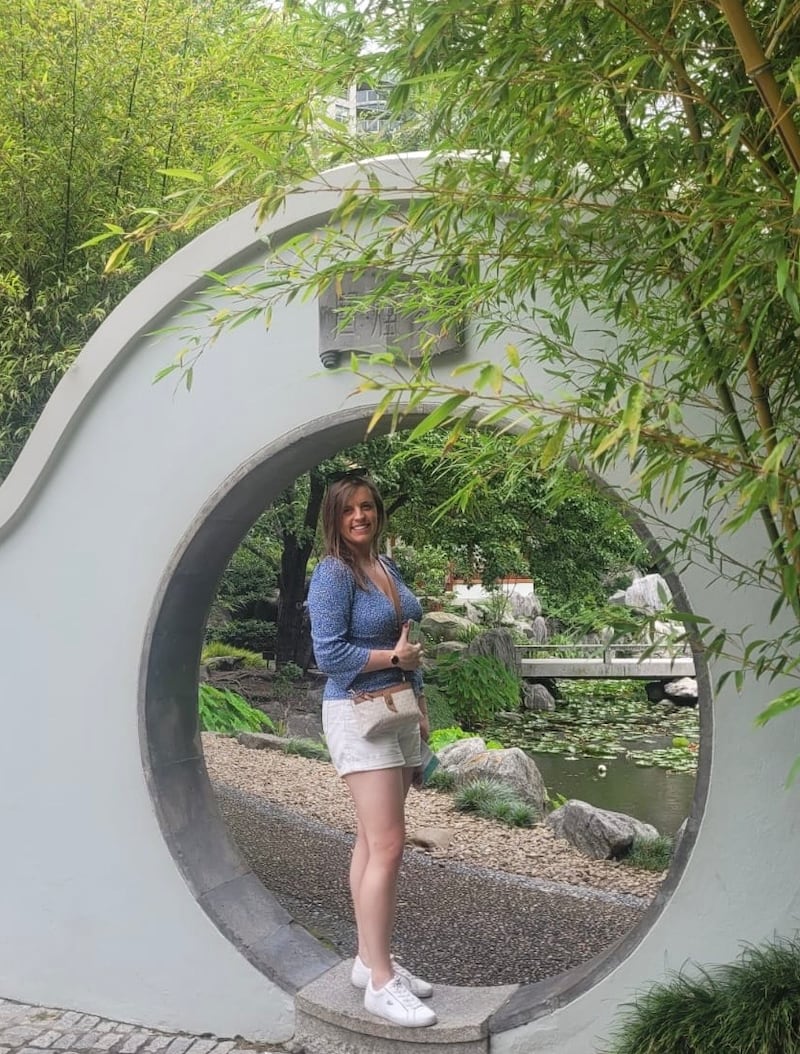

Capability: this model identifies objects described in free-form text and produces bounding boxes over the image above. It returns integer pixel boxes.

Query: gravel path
[204,734,666,987]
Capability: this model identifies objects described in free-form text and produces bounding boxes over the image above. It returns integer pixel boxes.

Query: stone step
[294,962,517,1054]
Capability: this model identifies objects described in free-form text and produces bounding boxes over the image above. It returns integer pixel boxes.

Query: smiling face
[339,485,379,554]
[321,474,386,566]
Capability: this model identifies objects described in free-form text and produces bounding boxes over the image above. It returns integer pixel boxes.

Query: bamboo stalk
[719,0,800,174]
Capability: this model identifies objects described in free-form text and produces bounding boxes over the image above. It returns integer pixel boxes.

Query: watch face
[391,654,400,665]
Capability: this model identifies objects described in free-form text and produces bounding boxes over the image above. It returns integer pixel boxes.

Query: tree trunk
[275,468,325,667]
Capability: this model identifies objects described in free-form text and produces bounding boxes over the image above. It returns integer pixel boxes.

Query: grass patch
[425,768,456,792]
[605,936,800,1054]
[282,737,330,762]
[621,835,673,871]
[454,777,535,827]
[201,641,267,668]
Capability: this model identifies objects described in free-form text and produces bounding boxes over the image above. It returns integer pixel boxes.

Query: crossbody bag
[350,558,420,739]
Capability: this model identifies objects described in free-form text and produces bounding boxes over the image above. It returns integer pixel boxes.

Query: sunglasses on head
[327,466,371,483]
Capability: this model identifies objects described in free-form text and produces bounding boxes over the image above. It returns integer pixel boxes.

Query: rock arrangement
[437,737,548,817]
[421,571,699,709]
[436,735,663,861]
[546,800,659,860]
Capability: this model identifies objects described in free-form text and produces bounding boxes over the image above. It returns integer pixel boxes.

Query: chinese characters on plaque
[318,267,462,368]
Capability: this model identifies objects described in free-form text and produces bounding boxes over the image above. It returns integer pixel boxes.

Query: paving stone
[0,1004,283,1054]
[164,1039,193,1054]
[184,1039,217,1054]
[54,1016,82,1030]
[117,1032,151,1054]
[144,1037,170,1053]
[73,1032,102,1050]
[1,1027,44,1044]
[91,1034,120,1051]
[0,1010,27,1027]
[29,1030,63,1047]
[52,1033,79,1049]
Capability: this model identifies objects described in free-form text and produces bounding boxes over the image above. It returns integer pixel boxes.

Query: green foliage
[425,768,455,791]
[161,0,800,775]
[454,777,535,827]
[428,653,521,729]
[605,937,800,1054]
[428,726,474,751]
[422,685,458,732]
[392,542,450,598]
[201,642,266,668]
[454,623,482,645]
[198,684,274,735]
[621,836,673,873]
[282,737,330,762]
[0,0,307,475]
[273,661,304,700]
[207,620,276,656]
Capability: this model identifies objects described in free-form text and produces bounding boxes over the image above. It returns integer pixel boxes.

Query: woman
[307,472,437,1029]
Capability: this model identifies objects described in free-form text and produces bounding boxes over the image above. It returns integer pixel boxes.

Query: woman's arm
[308,559,421,682]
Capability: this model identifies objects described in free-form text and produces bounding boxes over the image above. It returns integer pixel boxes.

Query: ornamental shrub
[206,619,276,656]
[428,652,521,728]
[201,641,267,668]
[605,937,800,1054]
[198,683,274,734]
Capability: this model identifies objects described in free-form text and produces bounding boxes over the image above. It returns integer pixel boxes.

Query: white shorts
[322,698,422,777]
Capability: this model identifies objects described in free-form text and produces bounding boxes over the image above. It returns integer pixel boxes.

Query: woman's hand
[393,622,423,670]
[418,709,430,742]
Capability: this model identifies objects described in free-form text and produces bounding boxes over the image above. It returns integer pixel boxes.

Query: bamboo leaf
[408,394,469,439]
[785,754,800,788]
[157,167,204,183]
[755,688,800,727]
[539,416,570,469]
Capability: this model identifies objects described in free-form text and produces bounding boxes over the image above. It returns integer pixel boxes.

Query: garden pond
[484,680,700,836]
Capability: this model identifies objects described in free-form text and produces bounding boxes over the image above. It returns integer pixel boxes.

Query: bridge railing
[515,642,691,663]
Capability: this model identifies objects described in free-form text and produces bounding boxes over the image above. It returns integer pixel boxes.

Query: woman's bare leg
[345,766,414,990]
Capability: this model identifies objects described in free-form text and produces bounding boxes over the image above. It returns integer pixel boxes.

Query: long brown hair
[321,474,386,588]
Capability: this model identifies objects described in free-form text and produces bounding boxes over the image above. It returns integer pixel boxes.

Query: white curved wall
[0,154,797,1049]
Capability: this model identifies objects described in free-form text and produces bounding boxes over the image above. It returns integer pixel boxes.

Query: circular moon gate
[0,155,797,1051]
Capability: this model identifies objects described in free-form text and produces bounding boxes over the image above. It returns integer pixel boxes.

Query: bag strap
[379,556,403,631]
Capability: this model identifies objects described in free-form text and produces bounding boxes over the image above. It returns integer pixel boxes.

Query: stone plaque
[318,267,462,368]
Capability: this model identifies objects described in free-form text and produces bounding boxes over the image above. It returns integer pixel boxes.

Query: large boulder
[506,591,542,619]
[456,748,548,816]
[529,616,549,644]
[522,682,556,712]
[446,597,484,623]
[437,737,487,770]
[420,610,474,643]
[547,799,659,860]
[623,573,670,614]
[434,640,468,657]
[466,627,521,675]
[663,677,698,705]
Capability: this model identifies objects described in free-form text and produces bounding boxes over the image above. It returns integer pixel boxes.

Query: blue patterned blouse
[308,555,423,700]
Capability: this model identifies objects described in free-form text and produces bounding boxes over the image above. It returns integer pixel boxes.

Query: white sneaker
[351,954,433,998]
[364,976,437,1028]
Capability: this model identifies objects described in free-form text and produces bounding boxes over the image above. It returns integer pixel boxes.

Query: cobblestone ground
[0,999,288,1054]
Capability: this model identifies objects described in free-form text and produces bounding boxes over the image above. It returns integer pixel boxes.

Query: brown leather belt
[351,683,414,709]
